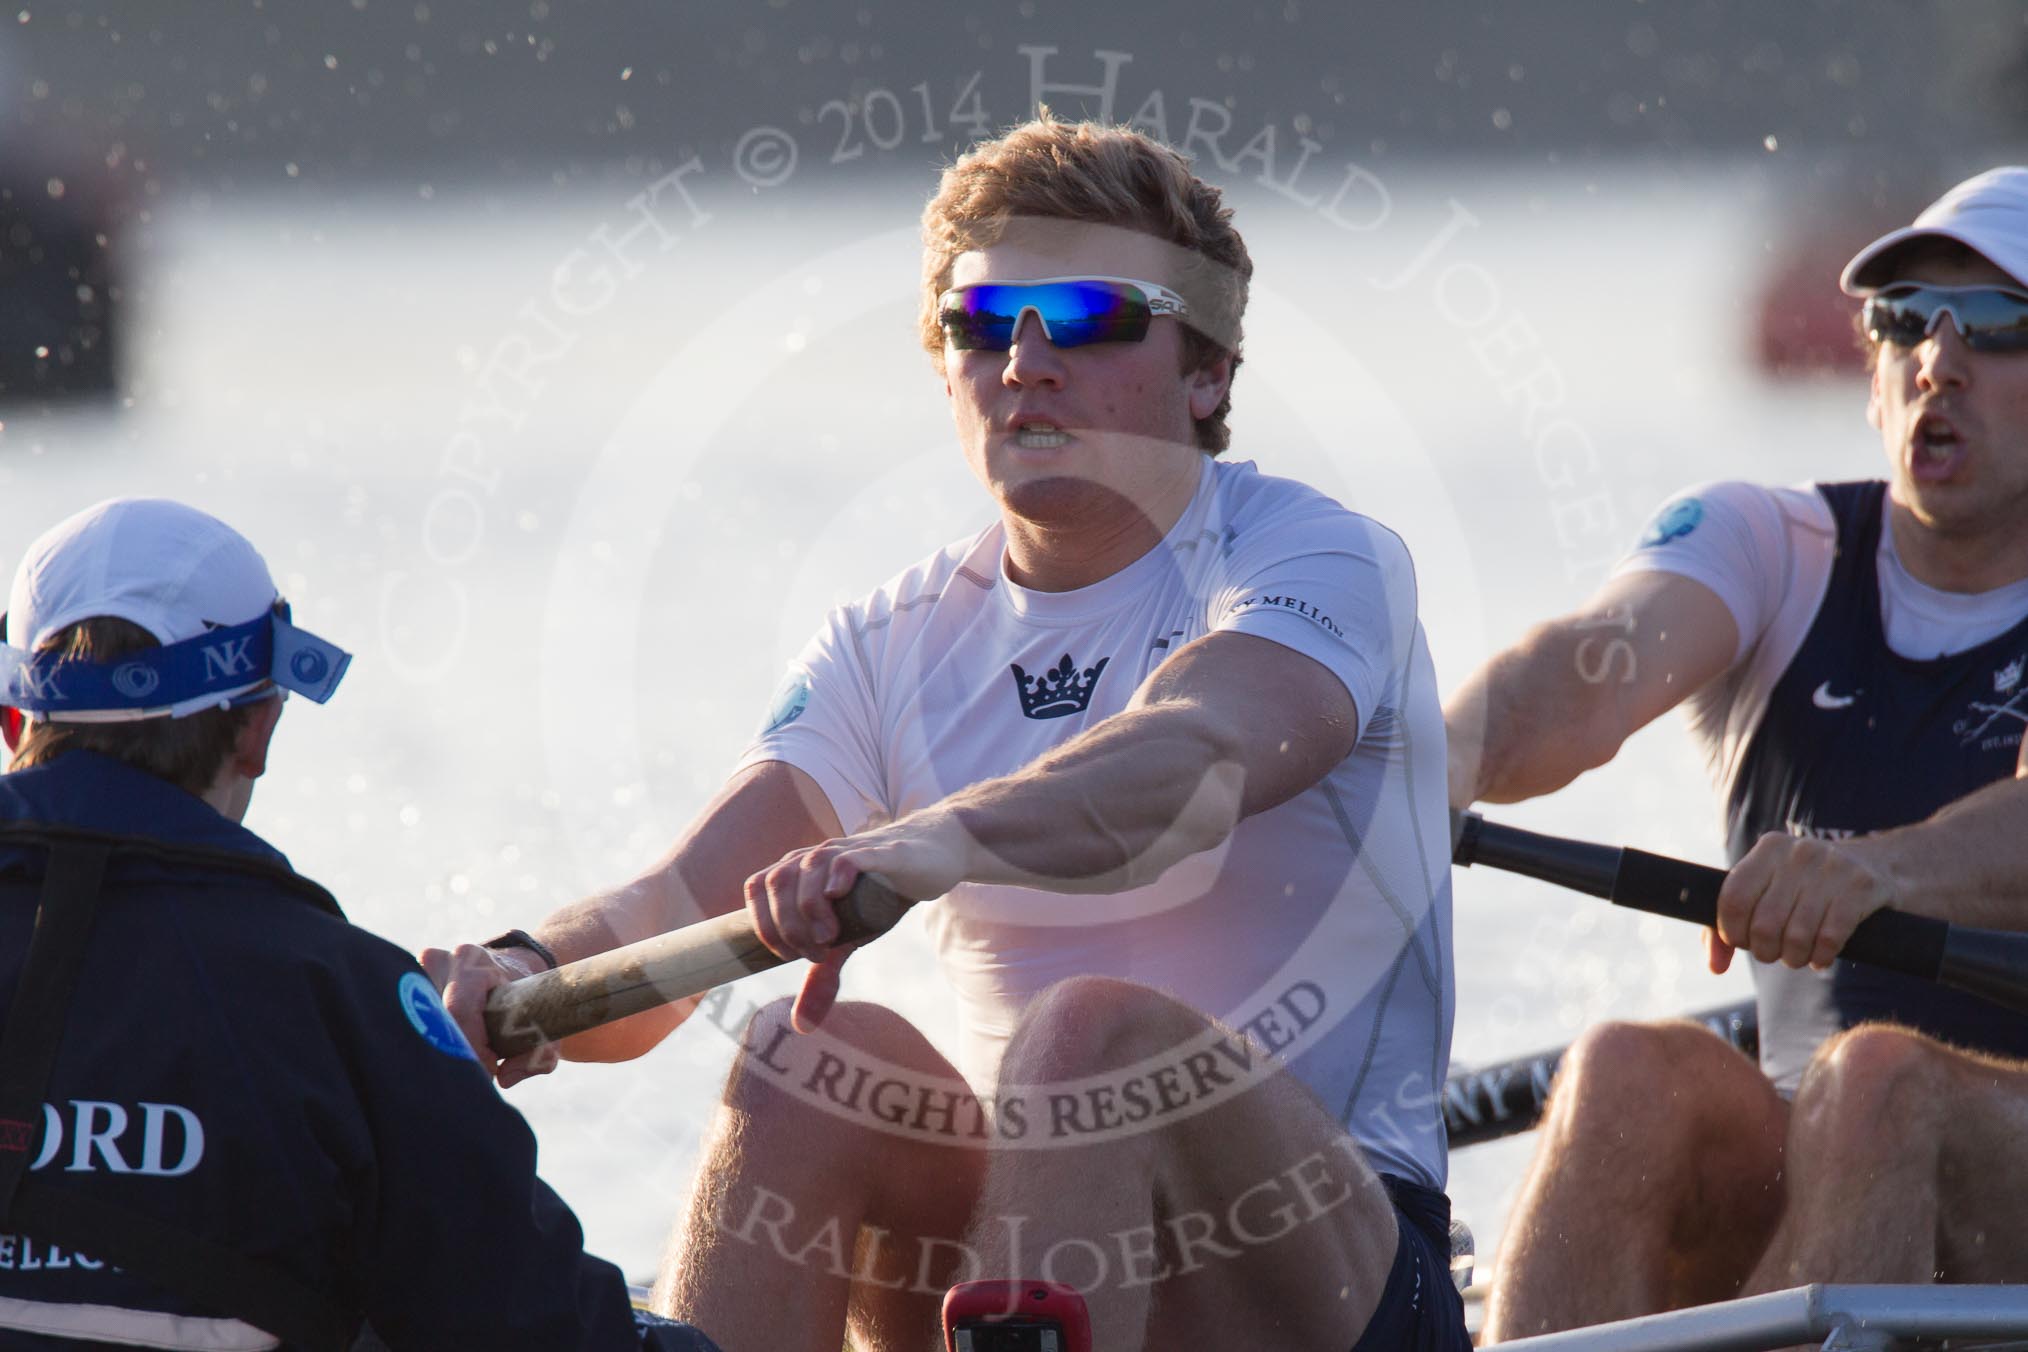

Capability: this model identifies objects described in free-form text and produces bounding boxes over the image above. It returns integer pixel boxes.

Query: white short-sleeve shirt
[738,458,1457,1188]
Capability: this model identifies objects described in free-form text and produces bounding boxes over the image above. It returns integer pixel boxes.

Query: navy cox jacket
[0,751,680,1350]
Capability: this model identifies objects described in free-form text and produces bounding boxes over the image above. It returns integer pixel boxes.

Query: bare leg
[1483,1020,1788,1342]
[656,999,988,1352]
[1747,1024,2028,1291]
[969,976,1399,1352]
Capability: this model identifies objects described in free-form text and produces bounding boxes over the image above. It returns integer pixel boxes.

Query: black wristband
[482,928,559,972]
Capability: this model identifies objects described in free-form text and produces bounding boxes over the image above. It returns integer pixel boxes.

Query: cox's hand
[418,942,560,1088]
[1708,832,1894,974]
[746,820,957,1031]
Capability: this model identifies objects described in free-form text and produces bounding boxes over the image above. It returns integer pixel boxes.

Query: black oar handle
[1453,811,2028,1017]
[1451,811,1618,901]
[1613,846,1948,978]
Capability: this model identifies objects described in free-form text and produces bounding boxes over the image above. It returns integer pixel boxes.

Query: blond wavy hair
[919,114,1252,453]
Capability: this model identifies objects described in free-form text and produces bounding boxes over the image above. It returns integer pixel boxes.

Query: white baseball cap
[2,498,348,721]
[1841,166,2028,296]
[8,499,279,654]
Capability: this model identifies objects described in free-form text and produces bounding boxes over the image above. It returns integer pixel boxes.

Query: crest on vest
[1955,652,2028,751]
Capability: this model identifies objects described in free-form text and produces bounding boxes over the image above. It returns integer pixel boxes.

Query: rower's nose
[1003,312,1066,390]
[1916,317,1972,392]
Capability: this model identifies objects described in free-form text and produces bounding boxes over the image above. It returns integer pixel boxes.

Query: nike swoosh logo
[1812,681,1859,710]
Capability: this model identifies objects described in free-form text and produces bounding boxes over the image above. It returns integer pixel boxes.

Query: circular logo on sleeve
[1638,496,1704,548]
[291,649,330,684]
[397,971,479,1061]
[760,669,811,734]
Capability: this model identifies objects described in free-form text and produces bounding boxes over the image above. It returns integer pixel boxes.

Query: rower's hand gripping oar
[480,874,911,1059]
[1451,810,2028,1017]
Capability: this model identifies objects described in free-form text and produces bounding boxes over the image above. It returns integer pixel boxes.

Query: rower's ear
[1865,356,1884,431]
[1186,351,1233,423]
[229,696,285,781]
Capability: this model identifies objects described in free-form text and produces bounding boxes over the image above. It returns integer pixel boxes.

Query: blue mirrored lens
[940,280,1152,351]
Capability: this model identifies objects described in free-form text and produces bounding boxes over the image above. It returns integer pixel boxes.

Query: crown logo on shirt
[1997,655,2024,696]
[1010,653,1110,720]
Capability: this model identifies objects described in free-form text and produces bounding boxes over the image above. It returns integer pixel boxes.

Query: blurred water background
[6,0,2025,1286]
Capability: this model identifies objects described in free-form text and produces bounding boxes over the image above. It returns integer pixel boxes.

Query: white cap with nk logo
[0,498,350,723]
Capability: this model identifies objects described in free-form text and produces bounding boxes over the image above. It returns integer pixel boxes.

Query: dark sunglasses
[937,275,1190,352]
[1862,283,2028,353]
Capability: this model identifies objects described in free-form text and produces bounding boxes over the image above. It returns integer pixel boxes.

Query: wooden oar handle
[480,873,912,1059]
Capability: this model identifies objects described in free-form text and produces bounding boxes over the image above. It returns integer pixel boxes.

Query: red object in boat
[943,1280,1091,1352]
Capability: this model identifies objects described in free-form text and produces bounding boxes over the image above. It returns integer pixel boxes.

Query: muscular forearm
[1450,621,1641,805]
[514,869,703,1063]
[1852,773,2028,930]
[527,873,682,965]
[529,760,838,964]
[531,764,836,1061]
[920,702,1249,895]
[1449,573,1739,809]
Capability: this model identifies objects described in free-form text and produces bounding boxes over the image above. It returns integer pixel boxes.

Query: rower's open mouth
[1911,411,1965,480]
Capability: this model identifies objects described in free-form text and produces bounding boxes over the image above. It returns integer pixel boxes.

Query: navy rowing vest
[1728,480,2028,1091]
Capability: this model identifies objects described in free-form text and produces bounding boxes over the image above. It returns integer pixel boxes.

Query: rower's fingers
[1715,834,1777,950]
[1703,925,1734,975]
[791,951,849,1033]
[792,849,847,953]
[1780,880,1834,969]
[432,942,513,1065]
[418,946,453,989]
[1746,872,1798,965]
[746,866,792,962]
[497,1042,561,1089]
[1809,918,1844,972]
[1813,882,1889,971]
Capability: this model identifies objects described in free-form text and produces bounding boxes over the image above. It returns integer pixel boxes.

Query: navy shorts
[634,1310,723,1351]
[1348,1177,1471,1352]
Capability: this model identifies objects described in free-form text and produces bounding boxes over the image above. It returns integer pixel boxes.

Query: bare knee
[1789,1024,1943,1151]
[1545,1021,1716,1134]
[726,997,953,1109]
[1001,976,1211,1086]
[715,997,987,1226]
[1541,1020,1777,1168]
[1554,1020,1683,1090]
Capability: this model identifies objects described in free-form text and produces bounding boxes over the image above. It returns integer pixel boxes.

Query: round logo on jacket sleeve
[397,971,479,1061]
